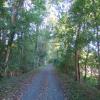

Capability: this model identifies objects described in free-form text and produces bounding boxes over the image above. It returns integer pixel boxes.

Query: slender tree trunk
[75,50,80,81]
[75,24,81,82]
[34,24,39,67]
[4,0,24,75]
[4,6,16,73]
[84,45,89,80]
[91,67,93,77]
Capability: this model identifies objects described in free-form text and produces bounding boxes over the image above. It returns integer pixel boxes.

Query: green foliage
[0,0,47,76]
[60,74,100,100]
[52,0,100,87]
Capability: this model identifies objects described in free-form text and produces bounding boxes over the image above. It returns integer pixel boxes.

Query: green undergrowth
[59,73,100,100]
[85,76,98,87]
[0,68,38,99]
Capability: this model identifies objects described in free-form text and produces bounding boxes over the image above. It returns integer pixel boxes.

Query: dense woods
[0,0,100,99]
[0,0,48,77]
[53,0,100,86]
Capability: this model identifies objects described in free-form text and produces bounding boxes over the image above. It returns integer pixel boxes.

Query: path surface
[21,64,64,100]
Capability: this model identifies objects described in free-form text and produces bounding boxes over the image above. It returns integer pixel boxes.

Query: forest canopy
[0,0,100,90]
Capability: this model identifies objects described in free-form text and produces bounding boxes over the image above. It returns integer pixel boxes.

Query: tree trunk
[84,45,89,80]
[34,24,39,67]
[75,24,81,82]
[75,50,80,81]
[91,67,93,77]
[4,0,24,75]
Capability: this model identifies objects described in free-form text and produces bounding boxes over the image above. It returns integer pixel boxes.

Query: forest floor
[0,68,38,100]
[16,64,64,100]
[58,72,100,100]
[0,65,65,100]
[0,65,100,100]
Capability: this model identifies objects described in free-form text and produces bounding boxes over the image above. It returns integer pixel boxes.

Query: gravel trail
[21,64,65,100]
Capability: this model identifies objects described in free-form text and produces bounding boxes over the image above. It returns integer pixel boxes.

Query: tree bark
[34,24,39,67]
[75,24,81,82]
[4,0,24,74]
[84,45,89,80]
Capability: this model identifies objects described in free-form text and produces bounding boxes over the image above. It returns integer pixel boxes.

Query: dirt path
[20,64,65,100]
